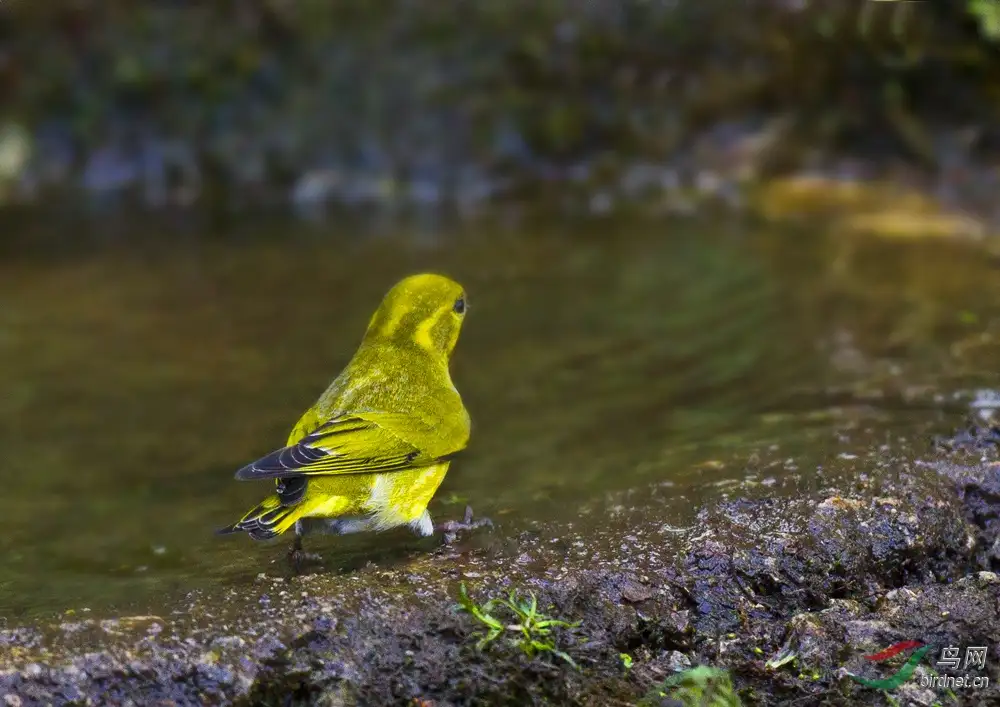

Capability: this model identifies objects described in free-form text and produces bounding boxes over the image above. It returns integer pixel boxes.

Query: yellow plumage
[218,273,471,555]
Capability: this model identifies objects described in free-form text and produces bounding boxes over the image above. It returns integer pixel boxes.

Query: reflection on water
[0,215,998,618]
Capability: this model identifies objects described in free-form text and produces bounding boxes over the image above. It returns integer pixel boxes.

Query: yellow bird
[218,273,483,566]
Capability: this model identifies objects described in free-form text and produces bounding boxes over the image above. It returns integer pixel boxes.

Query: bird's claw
[287,546,323,574]
[439,505,493,544]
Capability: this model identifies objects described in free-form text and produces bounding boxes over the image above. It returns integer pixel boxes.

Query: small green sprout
[620,652,634,670]
[765,648,797,670]
[455,583,581,669]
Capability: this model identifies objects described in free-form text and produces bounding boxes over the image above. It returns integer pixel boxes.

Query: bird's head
[363,273,468,360]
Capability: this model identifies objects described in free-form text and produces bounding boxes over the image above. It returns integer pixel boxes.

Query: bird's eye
[453,296,466,314]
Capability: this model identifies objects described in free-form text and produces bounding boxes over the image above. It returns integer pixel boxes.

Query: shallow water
[1,213,998,619]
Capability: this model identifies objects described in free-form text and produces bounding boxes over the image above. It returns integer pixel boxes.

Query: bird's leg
[287,521,323,573]
[287,534,305,574]
[438,505,493,544]
[323,517,372,535]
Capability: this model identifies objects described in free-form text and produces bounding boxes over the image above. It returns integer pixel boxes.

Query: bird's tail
[216,494,303,540]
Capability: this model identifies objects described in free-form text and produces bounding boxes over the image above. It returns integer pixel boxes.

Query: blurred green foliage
[968,0,1000,41]
[0,0,997,201]
[638,665,743,707]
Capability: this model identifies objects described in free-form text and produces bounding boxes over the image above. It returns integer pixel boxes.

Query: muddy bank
[1,439,998,706]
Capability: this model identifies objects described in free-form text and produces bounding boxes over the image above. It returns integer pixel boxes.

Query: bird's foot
[287,538,323,574]
[438,505,493,544]
[288,549,323,574]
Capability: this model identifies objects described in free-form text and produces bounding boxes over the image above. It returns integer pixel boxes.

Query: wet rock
[290,168,344,220]
[0,456,997,705]
[81,143,141,197]
[767,572,1000,701]
[970,389,1000,425]
[682,475,975,641]
[934,424,1000,454]
[620,576,655,604]
[935,460,1000,569]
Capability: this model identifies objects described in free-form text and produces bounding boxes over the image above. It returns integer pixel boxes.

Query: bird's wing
[233,411,453,481]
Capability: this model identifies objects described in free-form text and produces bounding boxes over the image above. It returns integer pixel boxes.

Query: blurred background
[1,0,1000,619]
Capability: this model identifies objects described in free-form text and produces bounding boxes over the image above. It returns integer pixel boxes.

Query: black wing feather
[232,414,426,481]
[276,476,308,505]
